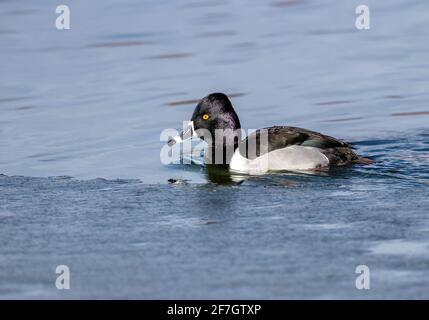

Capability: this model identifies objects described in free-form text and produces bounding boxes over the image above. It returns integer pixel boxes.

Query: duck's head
[168,93,241,147]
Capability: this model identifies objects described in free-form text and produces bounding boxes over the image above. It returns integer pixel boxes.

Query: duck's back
[230,126,368,174]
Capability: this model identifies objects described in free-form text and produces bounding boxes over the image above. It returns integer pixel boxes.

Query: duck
[168,93,372,175]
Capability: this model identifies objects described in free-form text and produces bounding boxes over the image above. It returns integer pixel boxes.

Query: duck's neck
[206,127,241,165]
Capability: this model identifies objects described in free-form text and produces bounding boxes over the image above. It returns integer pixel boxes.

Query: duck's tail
[353,157,374,165]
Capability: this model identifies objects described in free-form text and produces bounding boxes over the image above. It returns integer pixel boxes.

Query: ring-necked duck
[168,93,372,174]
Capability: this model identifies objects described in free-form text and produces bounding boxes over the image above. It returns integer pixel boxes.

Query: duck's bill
[168,121,196,147]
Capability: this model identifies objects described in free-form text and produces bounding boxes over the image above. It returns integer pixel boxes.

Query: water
[1,0,429,299]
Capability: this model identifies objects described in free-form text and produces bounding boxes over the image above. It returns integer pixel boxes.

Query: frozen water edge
[1,167,429,299]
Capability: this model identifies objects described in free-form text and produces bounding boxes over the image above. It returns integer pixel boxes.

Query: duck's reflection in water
[205,164,245,185]
[204,164,347,186]
[204,164,308,186]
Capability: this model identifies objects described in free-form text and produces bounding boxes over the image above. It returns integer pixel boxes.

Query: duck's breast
[229,145,329,174]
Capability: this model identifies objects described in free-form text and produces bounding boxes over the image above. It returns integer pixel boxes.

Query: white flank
[229,145,329,174]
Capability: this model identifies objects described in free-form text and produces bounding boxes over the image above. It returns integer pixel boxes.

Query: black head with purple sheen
[168,93,241,147]
[191,93,241,135]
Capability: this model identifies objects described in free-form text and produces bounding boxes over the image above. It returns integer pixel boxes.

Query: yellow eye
[202,114,209,120]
